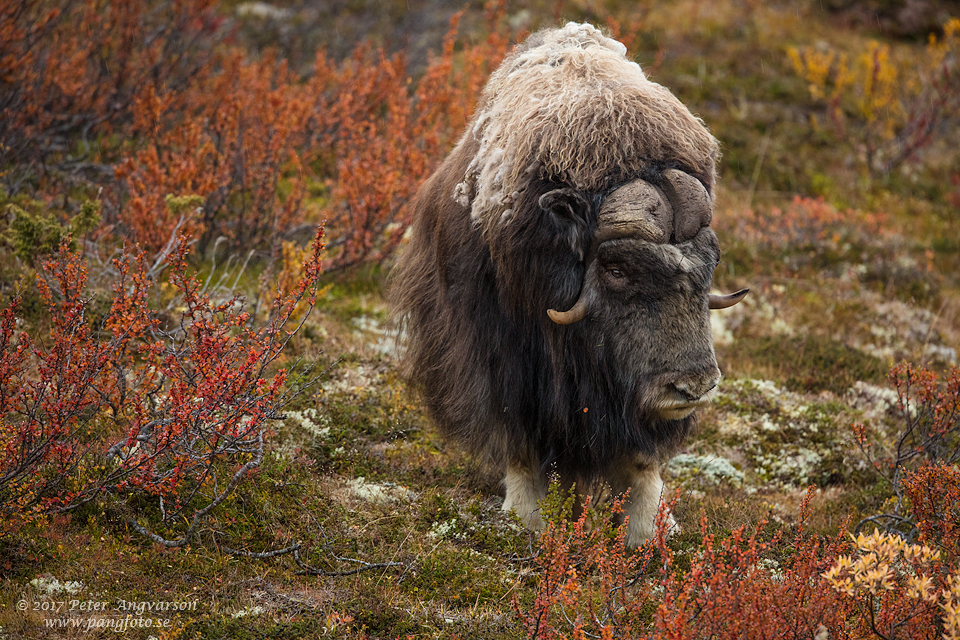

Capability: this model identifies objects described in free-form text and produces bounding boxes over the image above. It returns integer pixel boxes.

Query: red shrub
[0,224,326,539]
[3,0,513,266]
[0,244,138,533]
[650,494,854,640]
[515,490,662,639]
[519,487,960,638]
[310,3,511,269]
[0,0,222,189]
[904,464,960,559]
[115,2,511,263]
[720,196,889,252]
[117,50,312,252]
[852,362,960,538]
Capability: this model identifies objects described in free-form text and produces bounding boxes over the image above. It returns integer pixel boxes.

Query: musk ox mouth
[656,405,698,420]
[654,392,716,420]
[642,378,720,421]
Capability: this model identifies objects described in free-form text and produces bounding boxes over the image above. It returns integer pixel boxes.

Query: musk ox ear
[539,188,591,261]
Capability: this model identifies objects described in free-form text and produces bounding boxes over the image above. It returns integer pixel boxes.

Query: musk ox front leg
[609,460,675,548]
[502,460,548,530]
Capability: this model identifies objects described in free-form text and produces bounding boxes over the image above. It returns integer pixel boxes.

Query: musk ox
[390,22,747,546]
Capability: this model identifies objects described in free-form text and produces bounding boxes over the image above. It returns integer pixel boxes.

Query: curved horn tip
[547,308,574,325]
[547,305,588,325]
[709,288,749,310]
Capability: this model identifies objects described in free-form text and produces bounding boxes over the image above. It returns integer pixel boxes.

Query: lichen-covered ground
[3,236,957,638]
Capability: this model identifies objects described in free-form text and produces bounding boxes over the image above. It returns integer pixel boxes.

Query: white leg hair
[502,463,547,530]
[610,464,677,548]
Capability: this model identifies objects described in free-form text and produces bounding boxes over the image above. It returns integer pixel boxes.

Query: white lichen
[849,381,900,414]
[231,605,265,618]
[710,310,734,346]
[320,364,382,398]
[30,576,84,595]
[667,453,745,487]
[754,447,823,486]
[286,409,331,439]
[344,477,416,504]
[428,519,459,540]
[235,2,291,20]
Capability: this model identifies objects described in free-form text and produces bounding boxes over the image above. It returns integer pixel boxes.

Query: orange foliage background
[1,0,511,266]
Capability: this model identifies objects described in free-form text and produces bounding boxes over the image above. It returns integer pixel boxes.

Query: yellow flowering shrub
[788,18,960,176]
[823,530,960,639]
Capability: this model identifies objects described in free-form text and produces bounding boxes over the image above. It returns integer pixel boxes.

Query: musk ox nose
[670,368,721,402]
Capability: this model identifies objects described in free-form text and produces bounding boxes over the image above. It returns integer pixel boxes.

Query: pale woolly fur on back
[454,22,719,233]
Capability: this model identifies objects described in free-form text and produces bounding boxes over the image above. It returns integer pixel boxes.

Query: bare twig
[222,543,302,559]
[126,432,265,547]
[292,548,405,577]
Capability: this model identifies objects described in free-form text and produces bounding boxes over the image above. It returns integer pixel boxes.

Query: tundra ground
[2,0,959,638]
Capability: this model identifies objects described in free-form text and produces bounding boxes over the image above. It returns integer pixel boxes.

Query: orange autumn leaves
[2,0,510,267]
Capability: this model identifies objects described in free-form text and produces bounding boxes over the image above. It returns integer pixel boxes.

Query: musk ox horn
[547,173,720,325]
[594,179,672,245]
[709,288,749,309]
[547,179,670,325]
[661,169,712,242]
[547,262,599,325]
[547,295,590,324]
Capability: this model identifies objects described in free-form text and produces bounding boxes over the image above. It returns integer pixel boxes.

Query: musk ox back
[390,22,746,546]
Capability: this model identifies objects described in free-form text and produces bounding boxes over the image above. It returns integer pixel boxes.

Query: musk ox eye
[600,266,630,290]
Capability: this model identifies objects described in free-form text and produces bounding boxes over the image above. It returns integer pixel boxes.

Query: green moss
[182,617,325,639]
[2,198,102,267]
[5,204,67,263]
[419,490,461,527]
[401,547,509,604]
[72,199,102,237]
[727,334,888,394]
